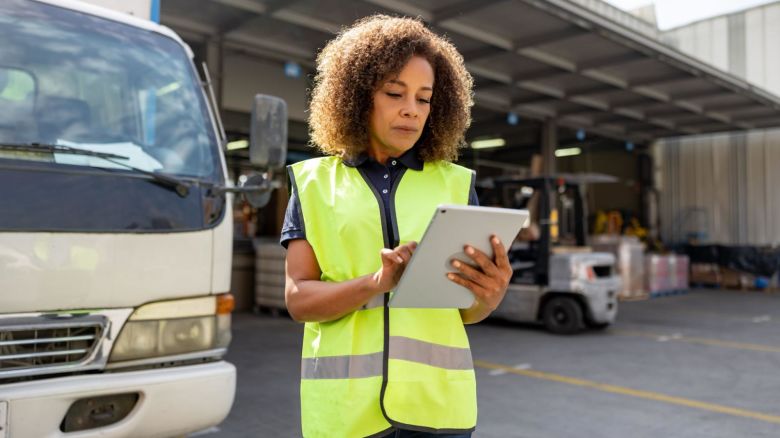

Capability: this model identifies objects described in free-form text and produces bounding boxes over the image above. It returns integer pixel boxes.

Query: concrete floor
[212,289,780,437]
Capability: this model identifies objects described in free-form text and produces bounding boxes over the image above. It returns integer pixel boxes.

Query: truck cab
[0,1,285,436]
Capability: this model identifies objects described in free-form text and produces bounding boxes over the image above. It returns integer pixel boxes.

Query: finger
[395,246,413,263]
[490,235,511,271]
[381,248,404,264]
[446,272,488,296]
[464,244,500,277]
[451,258,489,284]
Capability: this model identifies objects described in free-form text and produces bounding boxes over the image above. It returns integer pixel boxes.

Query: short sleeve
[280,189,306,248]
[468,171,479,206]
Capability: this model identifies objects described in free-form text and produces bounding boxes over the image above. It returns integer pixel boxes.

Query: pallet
[618,293,649,302]
[648,289,689,299]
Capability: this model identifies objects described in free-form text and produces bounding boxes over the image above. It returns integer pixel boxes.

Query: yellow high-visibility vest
[289,156,477,438]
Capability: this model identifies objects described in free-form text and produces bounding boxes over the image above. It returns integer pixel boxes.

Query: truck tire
[542,296,584,334]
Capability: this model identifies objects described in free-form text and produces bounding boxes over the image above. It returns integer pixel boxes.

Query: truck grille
[0,315,105,378]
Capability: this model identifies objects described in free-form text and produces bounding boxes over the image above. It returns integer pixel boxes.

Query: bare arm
[284,239,417,323]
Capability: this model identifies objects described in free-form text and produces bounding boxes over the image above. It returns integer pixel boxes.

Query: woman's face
[368,55,434,159]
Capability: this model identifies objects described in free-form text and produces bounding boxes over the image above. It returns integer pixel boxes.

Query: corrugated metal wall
[572,0,659,38]
[654,128,780,245]
[656,2,780,245]
[661,1,780,97]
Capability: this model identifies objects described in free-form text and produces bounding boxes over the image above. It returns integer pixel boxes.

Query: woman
[281,15,512,438]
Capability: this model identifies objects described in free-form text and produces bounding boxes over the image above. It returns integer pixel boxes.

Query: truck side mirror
[249,94,287,170]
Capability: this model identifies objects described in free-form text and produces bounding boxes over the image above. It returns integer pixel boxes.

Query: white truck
[0,0,286,436]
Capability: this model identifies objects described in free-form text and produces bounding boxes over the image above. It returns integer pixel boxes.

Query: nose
[400,97,418,118]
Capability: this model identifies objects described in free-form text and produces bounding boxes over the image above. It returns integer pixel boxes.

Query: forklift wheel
[542,297,584,334]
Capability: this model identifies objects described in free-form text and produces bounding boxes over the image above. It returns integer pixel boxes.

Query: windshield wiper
[0,142,190,197]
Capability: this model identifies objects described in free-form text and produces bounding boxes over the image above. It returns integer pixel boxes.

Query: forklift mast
[487,175,606,285]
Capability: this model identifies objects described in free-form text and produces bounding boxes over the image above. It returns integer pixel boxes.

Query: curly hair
[308,15,474,163]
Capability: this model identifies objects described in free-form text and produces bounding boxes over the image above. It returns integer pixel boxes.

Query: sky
[605,0,777,29]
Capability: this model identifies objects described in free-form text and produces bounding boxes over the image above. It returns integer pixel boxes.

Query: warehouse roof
[162,0,780,143]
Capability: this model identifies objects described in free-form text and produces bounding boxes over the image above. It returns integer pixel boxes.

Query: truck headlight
[109,294,234,363]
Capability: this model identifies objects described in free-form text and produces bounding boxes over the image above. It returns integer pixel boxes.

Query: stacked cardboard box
[591,235,645,299]
[254,239,287,311]
[689,263,721,286]
[646,254,689,295]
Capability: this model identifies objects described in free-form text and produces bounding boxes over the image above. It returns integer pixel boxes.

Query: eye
[418,98,431,104]
[385,92,402,98]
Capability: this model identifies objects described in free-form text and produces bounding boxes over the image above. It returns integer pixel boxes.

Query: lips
[392,126,419,133]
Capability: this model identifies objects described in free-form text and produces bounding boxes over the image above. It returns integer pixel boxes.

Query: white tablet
[388,205,530,309]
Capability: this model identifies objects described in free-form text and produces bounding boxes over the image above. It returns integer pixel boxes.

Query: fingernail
[465,246,475,255]
[396,257,404,263]
[492,236,500,244]
[447,273,455,280]
[452,260,461,268]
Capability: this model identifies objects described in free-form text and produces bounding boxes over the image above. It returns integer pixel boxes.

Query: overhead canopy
[162,0,780,143]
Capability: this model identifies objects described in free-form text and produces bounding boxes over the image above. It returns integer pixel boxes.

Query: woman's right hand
[372,241,417,293]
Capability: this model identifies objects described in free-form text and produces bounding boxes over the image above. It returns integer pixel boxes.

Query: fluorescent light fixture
[470,138,506,149]
[226,139,249,150]
[555,147,581,157]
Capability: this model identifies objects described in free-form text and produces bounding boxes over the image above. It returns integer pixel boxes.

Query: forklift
[480,174,622,334]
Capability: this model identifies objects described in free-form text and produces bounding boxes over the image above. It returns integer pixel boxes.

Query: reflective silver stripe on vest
[301,352,383,379]
[361,294,385,310]
[301,337,473,379]
[389,336,473,370]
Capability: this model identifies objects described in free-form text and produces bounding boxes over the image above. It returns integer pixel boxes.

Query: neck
[366,145,397,165]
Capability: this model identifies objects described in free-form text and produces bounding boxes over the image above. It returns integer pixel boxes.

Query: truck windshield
[0,0,220,179]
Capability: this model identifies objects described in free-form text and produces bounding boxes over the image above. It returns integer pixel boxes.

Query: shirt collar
[342,146,424,171]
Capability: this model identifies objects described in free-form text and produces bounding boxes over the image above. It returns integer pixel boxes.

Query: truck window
[0,0,220,179]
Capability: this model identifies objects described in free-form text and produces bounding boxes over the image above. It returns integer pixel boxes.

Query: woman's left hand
[447,235,513,312]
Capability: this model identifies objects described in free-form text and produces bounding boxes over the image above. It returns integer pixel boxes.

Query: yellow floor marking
[614,329,780,353]
[474,360,780,425]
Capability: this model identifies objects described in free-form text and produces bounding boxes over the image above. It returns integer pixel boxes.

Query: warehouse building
[151,0,780,305]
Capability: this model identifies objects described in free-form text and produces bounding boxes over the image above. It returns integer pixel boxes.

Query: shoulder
[424,160,474,178]
[288,156,345,182]
[289,156,341,172]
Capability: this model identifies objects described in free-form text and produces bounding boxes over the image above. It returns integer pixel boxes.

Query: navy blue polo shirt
[280,148,478,249]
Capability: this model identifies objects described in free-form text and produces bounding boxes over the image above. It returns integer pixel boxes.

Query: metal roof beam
[513,28,584,49]
[218,15,259,35]
[461,46,505,62]
[432,0,509,23]
[211,0,267,15]
[261,0,293,14]
[209,0,301,34]
[630,73,691,88]
[512,69,570,82]
[512,97,560,107]
[731,111,778,122]
[566,84,615,97]
[703,101,759,112]
[671,88,728,101]
[163,15,218,35]
[364,0,432,20]
[577,52,644,70]
[272,9,340,34]
[749,117,780,127]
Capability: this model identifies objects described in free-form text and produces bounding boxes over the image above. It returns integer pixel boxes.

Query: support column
[541,119,557,176]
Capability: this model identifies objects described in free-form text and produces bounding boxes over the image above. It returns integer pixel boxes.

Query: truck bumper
[1,361,235,438]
